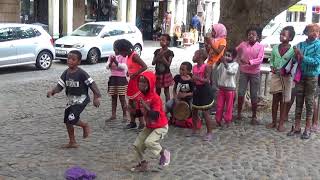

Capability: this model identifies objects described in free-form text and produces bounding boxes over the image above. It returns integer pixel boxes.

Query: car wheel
[87,48,100,64]
[36,51,53,70]
[133,44,142,56]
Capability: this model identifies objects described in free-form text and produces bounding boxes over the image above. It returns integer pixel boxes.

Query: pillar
[306,3,313,23]
[167,0,176,36]
[48,0,59,39]
[64,0,73,35]
[127,0,136,25]
[117,0,127,22]
[204,1,212,33]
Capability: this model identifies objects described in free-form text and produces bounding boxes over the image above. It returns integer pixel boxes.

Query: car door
[14,26,38,63]
[0,27,17,66]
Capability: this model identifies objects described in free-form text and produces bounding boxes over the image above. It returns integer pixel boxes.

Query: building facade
[273,0,320,24]
[0,0,221,40]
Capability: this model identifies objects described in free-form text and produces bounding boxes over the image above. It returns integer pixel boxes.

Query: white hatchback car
[0,23,55,70]
[55,22,143,64]
[261,22,308,59]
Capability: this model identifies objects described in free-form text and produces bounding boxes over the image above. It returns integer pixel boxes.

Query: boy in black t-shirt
[166,62,194,119]
[47,50,101,148]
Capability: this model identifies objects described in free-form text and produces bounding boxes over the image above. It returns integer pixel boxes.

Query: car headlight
[73,44,84,49]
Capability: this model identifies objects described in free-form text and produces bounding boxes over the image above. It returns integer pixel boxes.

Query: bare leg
[267,94,280,128]
[237,96,244,120]
[107,95,117,121]
[63,124,79,148]
[164,87,171,102]
[76,120,90,139]
[119,95,128,121]
[156,88,161,96]
[192,109,200,134]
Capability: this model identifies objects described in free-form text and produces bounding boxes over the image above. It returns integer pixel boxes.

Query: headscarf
[212,23,227,40]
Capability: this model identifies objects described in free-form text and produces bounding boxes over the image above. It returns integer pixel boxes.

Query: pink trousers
[215,89,236,123]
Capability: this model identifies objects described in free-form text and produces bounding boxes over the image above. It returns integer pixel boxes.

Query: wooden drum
[173,101,191,121]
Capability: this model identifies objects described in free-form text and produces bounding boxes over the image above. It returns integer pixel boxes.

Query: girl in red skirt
[115,39,147,130]
[152,34,174,102]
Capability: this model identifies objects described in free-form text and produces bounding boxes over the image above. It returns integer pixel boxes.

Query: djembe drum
[173,101,191,121]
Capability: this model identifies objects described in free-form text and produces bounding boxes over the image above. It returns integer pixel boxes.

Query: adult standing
[236,27,264,125]
[190,13,201,44]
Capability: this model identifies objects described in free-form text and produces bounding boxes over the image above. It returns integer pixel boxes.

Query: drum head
[173,101,190,121]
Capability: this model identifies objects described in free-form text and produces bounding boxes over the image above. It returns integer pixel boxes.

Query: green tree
[220,0,301,48]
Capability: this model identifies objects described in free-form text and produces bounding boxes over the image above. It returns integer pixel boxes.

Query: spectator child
[115,39,147,130]
[190,49,214,141]
[215,49,239,128]
[165,62,194,121]
[106,40,129,121]
[47,50,101,148]
[131,71,170,172]
[236,27,264,125]
[205,23,227,114]
[267,26,295,132]
[287,24,320,139]
[152,34,174,102]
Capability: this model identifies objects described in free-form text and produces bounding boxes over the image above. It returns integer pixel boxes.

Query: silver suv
[0,24,55,70]
[55,22,143,64]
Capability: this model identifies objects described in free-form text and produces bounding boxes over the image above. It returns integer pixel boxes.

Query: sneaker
[203,133,213,141]
[287,126,301,137]
[131,160,148,172]
[311,124,320,133]
[301,129,311,139]
[159,149,170,166]
[124,122,137,130]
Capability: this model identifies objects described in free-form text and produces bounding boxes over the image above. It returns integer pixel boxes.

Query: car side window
[0,27,15,42]
[16,27,37,39]
[104,26,126,37]
[34,28,41,36]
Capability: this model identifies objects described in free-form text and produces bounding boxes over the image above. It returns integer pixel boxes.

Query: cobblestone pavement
[1,44,320,180]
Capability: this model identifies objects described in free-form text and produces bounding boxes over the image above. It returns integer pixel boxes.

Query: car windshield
[71,24,104,37]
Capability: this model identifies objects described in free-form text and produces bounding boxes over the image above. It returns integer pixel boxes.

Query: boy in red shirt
[131,71,170,172]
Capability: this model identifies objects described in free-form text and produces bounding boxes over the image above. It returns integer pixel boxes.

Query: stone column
[305,3,313,24]
[167,0,176,36]
[127,0,136,24]
[117,0,127,22]
[48,0,59,39]
[64,0,73,35]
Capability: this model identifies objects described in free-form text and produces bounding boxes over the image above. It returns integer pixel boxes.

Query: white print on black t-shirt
[68,113,75,121]
[66,79,80,88]
[177,83,190,92]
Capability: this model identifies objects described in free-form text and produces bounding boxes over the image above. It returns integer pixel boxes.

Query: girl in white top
[215,49,239,127]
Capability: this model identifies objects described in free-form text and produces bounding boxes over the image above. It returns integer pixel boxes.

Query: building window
[312,6,320,23]
[20,0,35,23]
[85,0,118,22]
[85,0,98,21]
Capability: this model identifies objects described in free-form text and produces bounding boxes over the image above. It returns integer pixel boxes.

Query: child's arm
[248,46,264,65]
[47,85,63,97]
[89,82,101,107]
[152,50,160,65]
[139,98,160,121]
[226,63,239,75]
[299,44,320,65]
[131,54,147,78]
[47,71,66,97]
[159,51,173,67]
[209,38,226,55]
[172,82,178,99]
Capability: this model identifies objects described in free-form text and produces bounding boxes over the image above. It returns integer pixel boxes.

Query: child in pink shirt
[106,43,128,122]
[236,27,264,125]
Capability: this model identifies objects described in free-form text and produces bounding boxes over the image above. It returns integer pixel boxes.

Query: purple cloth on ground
[64,166,96,180]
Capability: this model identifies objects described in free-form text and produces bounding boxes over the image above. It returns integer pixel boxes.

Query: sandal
[287,126,301,136]
[301,129,311,139]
